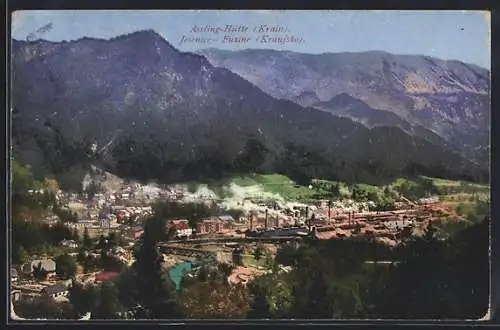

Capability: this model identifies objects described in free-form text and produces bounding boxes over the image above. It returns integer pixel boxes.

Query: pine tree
[133,219,179,319]
[232,246,244,266]
[333,183,341,198]
[92,282,124,319]
[13,245,28,264]
[83,228,92,249]
[32,262,48,281]
[253,245,263,261]
[55,253,77,279]
[68,282,99,317]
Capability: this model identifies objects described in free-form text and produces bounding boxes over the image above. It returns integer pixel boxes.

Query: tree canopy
[55,254,77,279]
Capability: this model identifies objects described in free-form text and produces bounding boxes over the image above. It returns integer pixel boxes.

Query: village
[11,173,459,317]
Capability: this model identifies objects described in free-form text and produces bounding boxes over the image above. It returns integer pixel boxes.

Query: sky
[11,10,491,69]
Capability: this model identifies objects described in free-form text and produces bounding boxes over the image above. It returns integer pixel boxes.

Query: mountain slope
[312,93,457,149]
[314,93,413,129]
[11,30,487,190]
[198,48,490,163]
[294,91,321,107]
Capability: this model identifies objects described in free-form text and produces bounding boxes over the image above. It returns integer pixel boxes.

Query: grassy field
[389,177,421,190]
[423,176,488,189]
[254,174,318,200]
[187,173,490,203]
[233,174,328,201]
[440,192,490,202]
[424,176,489,193]
[242,254,268,268]
[354,183,379,194]
[424,177,463,187]
[427,176,490,205]
[313,179,351,197]
[231,175,264,187]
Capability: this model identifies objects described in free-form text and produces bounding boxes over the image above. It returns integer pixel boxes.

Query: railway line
[161,235,303,245]
[158,236,303,258]
[158,244,217,259]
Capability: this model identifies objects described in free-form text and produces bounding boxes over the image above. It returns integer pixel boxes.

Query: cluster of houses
[83,183,186,208]
[11,252,129,305]
[103,246,134,265]
[64,205,153,235]
[84,206,153,226]
[11,259,67,302]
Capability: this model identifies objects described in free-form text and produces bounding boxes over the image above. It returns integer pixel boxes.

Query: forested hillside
[12,31,488,191]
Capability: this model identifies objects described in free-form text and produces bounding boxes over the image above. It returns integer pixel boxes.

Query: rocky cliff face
[199,48,490,163]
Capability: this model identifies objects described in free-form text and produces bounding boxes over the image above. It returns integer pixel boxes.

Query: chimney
[312,226,318,237]
[249,213,254,230]
[265,209,268,229]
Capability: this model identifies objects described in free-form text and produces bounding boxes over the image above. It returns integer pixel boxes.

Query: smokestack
[309,214,315,231]
[328,201,331,223]
[265,209,268,229]
[249,213,253,230]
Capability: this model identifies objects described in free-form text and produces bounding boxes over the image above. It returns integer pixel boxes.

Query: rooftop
[228,266,264,285]
[95,271,120,282]
[42,283,67,295]
[23,259,56,273]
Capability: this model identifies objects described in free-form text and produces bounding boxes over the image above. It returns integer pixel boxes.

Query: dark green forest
[12,109,489,193]
[11,34,489,193]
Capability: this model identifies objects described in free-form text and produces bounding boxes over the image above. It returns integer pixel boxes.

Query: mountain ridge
[199,47,490,72]
[11,29,488,191]
[197,47,490,164]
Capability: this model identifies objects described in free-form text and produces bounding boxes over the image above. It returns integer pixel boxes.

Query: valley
[10,11,490,320]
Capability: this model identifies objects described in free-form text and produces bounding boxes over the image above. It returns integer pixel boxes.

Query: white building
[60,239,78,249]
[11,268,18,283]
[177,228,193,238]
[418,196,440,204]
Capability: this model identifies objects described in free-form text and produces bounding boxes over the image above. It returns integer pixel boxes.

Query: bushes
[55,254,77,279]
[12,217,77,263]
[14,297,74,319]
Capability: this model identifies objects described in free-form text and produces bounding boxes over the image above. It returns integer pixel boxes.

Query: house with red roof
[168,220,193,238]
[94,271,120,283]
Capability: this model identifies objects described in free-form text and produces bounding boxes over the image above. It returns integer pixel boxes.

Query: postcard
[10,10,491,321]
